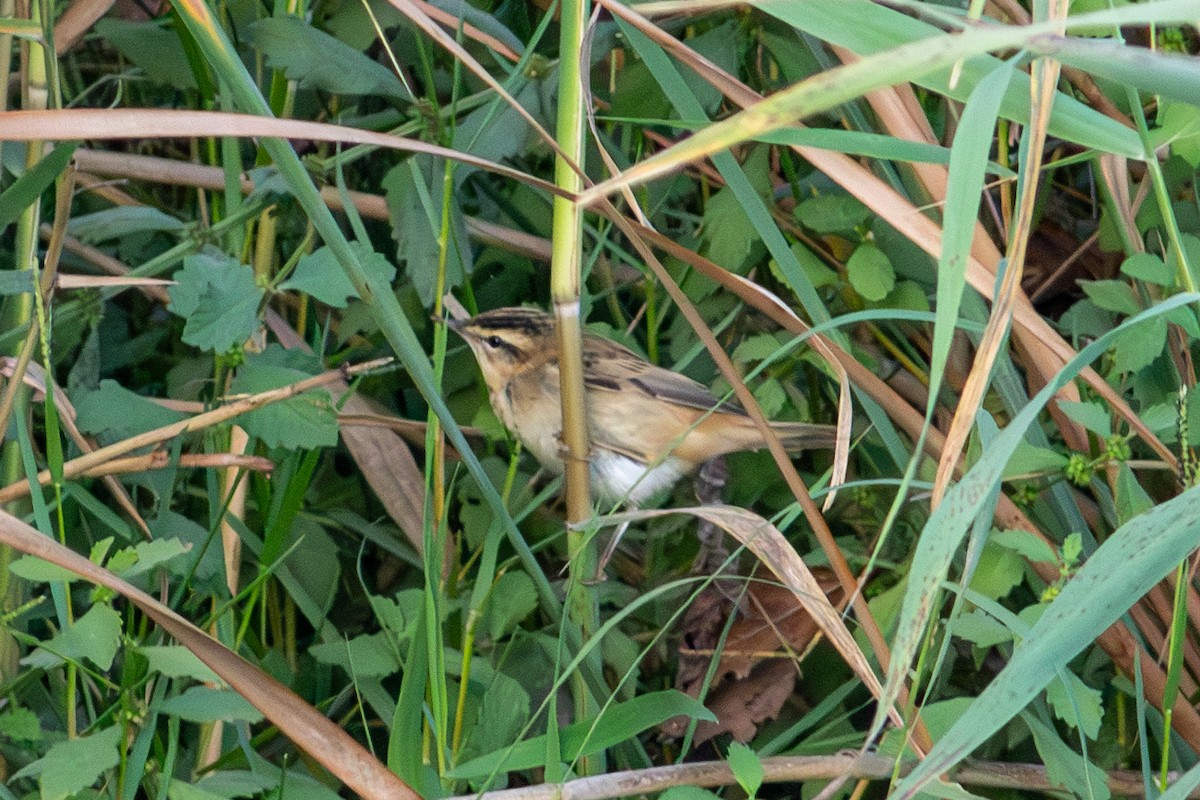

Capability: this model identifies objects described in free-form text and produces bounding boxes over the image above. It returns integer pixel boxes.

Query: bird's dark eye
[484,335,504,348]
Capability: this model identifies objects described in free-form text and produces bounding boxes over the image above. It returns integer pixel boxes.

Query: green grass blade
[896,480,1200,796]
[870,291,1200,740]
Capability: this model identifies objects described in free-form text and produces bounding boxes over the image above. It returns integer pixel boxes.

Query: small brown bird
[448,307,835,508]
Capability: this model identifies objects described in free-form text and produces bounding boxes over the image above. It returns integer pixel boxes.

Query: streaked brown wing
[582,333,744,415]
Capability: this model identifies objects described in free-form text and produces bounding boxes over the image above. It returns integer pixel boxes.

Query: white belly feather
[590,450,687,508]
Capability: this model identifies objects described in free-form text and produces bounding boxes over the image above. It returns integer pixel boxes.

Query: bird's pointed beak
[432,313,466,332]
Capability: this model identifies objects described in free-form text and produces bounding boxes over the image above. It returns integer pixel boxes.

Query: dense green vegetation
[1,1,1200,798]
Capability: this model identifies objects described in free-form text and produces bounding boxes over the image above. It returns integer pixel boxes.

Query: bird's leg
[593,515,632,582]
[693,456,730,575]
[693,456,749,610]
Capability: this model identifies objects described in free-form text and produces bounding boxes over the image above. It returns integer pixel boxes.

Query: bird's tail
[768,421,838,452]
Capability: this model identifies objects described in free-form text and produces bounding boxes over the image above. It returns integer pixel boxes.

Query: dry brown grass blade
[70,149,554,263]
[0,508,420,800]
[220,425,251,596]
[595,0,1174,470]
[596,504,901,727]
[932,3,1068,506]
[440,751,1194,800]
[52,0,116,54]
[0,110,561,196]
[56,274,174,289]
[336,412,484,451]
[378,0,577,174]
[0,359,390,504]
[409,0,521,63]
[40,223,172,304]
[71,451,274,480]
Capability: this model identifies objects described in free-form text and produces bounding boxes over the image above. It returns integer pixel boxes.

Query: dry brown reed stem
[620,219,1200,748]
[74,451,274,481]
[409,0,521,62]
[38,223,172,304]
[0,359,391,504]
[443,751,1195,800]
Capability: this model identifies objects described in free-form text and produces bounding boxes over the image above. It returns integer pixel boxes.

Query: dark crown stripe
[468,309,553,335]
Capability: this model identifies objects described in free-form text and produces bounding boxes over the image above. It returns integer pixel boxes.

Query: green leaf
[382,157,473,306]
[1120,252,1174,286]
[448,690,716,779]
[73,380,188,439]
[794,193,871,233]
[310,633,401,678]
[701,184,766,274]
[159,686,264,723]
[96,19,197,91]
[991,529,1057,566]
[659,789,722,800]
[966,541,1024,601]
[167,780,230,800]
[1002,440,1068,478]
[1158,100,1200,167]
[459,672,531,780]
[700,148,773,274]
[778,242,839,290]
[1046,672,1104,740]
[68,206,185,243]
[280,242,395,308]
[249,17,409,100]
[1112,314,1168,374]
[22,604,122,671]
[846,243,895,302]
[1113,462,1155,525]
[0,142,77,234]
[733,333,785,363]
[487,571,538,641]
[168,253,264,353]
[0,707,42,742]
[1057,401,1111,436]
[10,555,82,583]
[1079,280,1141,315]
[114,538,192,580]
[11,725,121,800]
[952,609,1014,648]
[230,345,337,449]
[727,742,764,798]
[138,645,220,683]
[1023,713,1111,800]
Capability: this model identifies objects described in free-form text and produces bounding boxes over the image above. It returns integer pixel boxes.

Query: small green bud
[1064,453,1093,487]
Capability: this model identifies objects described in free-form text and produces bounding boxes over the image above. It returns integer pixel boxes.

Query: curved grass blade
[868,292,1200,743]
[0,109,560,197]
